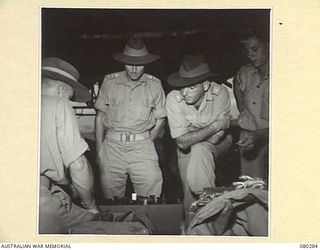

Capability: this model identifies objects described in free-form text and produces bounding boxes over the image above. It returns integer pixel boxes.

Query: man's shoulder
[102,71,125,83]
[237,64,255,76]
[144,73,161,84]
[210,81,223,95]
[210,82,229,96]
[42,95,67,106]
[41,96,73,118]
[167,90,184,104]
[235,64,257,85]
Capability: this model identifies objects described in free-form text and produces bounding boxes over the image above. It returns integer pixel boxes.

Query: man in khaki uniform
[95,37,166,200]
[40,57,98,234]
[166,55,232,213]
[233,32,269,180]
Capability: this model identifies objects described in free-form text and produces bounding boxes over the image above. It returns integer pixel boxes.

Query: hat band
[42,66,77,82]
[123,45,149,57]
[179,63,210,78]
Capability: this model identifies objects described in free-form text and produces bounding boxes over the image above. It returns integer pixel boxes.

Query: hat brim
[42,69,92,102]
[112,53,159,65]
[167,72,219,88]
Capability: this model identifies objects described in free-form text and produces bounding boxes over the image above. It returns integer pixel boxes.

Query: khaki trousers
[178,135,232,213]
[98,138,163,199]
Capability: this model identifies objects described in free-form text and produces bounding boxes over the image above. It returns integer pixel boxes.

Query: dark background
[42,8,270,93]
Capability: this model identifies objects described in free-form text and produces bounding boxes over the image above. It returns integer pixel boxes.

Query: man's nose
[182,88,188,96]
[131,65,137,73]
[248,50,256,60]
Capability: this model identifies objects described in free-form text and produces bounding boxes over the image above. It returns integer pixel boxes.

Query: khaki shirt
[94,71,166,134]
[40,96,88,184]
[166,82,230,139]
[235,65,269,130]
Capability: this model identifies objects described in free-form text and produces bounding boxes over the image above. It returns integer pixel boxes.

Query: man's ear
[58,84,64,97]
[203,80,211,91]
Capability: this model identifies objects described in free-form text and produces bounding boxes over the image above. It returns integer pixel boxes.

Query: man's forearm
[150,117,165,141]
[95,111,106,151]
[207,130,225,145]
[233,78,245,112]
[176,120,225,150]
[69,155,95,208]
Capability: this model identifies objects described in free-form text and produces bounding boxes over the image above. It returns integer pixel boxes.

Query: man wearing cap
[40,57,98,234]
[166,55,232,213]
[94,37,166,200]
[233,32,269,180]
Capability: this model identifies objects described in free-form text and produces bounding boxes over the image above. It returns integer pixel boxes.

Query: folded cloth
[187,188,268,236]
[39,185,95,234]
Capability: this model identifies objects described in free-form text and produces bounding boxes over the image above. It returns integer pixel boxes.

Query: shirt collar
[116,71,146,88]
[250,64,269,81]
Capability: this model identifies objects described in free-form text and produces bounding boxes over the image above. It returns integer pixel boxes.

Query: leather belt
[106,130,150,142]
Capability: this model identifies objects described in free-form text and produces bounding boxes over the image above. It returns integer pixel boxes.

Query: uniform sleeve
[214,85,231,118]
[94,76,109,113]
[235,66,249,92]
[234,66,259,131]
[152,81,167,119]
[56,99,89,167]
[166,91,189,139]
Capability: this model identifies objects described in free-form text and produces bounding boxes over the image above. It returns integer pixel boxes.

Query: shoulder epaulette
[175,91,184,103]
[210,82,222,95]
[105,73,120,79]
[146,74,160,83]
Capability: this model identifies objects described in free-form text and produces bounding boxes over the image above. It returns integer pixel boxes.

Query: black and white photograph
[39,8,270,236]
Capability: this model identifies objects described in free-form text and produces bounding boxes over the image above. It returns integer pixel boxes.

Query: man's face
[125,65,145,81]
[245,37,268,68]
[180,82,206,107]
[57,80,74,100]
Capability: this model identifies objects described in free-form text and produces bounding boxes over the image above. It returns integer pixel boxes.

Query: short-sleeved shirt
[40,95,88,184]
[94,71,167,134]
[235,64,269,130]
[166,82,230,139]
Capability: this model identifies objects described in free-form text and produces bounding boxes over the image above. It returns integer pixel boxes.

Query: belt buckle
[125,133,130,142]
[121,133,131,142]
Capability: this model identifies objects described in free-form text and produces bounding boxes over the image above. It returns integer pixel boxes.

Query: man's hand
[95,110,106,156]
[81,201,100,214]
[207,130,225,145]
[237,130,258,151]
[215,113,231,131]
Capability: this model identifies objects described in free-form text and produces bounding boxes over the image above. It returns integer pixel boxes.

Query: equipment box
[99,204,183,235]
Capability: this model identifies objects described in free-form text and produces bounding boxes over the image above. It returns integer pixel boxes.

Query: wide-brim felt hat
[167,55,219,88]
[112,37,159,65]
[42,57,91,102]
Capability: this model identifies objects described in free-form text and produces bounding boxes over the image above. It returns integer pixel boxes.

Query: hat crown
[42,57,91,102]
[42,57,80,81]
[179,55,210,78]
[112,36,159,65]
[123,37,149,57]
[127,37,145,50]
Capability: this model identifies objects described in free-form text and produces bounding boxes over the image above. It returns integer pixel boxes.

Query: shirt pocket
[108,100,124,123]
[127,102,151,123]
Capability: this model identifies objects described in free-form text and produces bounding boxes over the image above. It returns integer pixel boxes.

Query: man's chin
[128,75,142,81]
[185,99,194,105]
